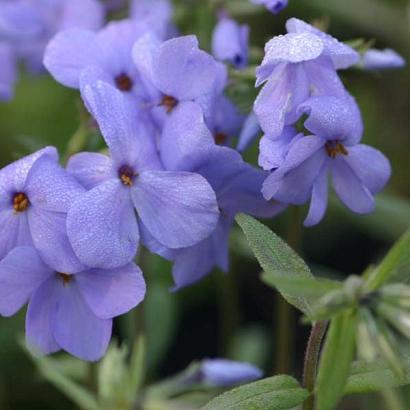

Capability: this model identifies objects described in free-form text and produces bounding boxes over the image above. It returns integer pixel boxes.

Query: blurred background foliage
[0,0,409,409]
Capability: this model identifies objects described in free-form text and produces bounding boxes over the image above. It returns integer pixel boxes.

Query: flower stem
[275,207,302,374]
[302,321,329,410]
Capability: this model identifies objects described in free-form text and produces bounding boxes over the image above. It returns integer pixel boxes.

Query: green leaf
[366,229,410,290]
[235,213,313,315]
[203,375,309,410]
[345,359,410,395]
[261,271,342,299]
[316,311,358,410]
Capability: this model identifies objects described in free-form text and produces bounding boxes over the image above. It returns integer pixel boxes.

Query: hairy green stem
[302,321,329,410]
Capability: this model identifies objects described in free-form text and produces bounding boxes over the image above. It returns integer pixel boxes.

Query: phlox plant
[0,0,408,409]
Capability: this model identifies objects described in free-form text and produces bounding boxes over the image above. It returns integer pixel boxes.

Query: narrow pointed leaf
[236,213,313,315]
[366,229,410,290]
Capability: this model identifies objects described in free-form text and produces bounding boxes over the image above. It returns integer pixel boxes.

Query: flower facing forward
[67,82,219,269]
[261,95,391,226]
[0,247,145,361]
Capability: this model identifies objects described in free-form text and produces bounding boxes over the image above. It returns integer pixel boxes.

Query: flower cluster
[254,18,392,226]
[0,0,398,362]
[0,0,105,100]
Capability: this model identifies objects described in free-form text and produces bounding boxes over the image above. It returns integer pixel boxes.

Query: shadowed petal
[298,95,363,145]
[26,276,60,355]
[332,159,374,214]
[304,165,329,227]
[0,210,32,261]
[77,263,146,319]
[254,63,309,138]
[52,280,112,361]
[132,171,218,249]
[160,101,215,171]
[0,247,52,317]
[67,179,139,269]
[154,35,218,100]
[82,81,161,170]
[67,152,114,190]
[28,209,84,273]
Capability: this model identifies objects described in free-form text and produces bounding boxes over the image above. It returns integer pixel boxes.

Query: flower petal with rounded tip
[67,152,114,190]
[26,276,60,356]
[76,263,146,319]
[44,28,102,88]
[256,32,323,84]
[67,179,139,269]
[0,146,58,193]
[52,280,112,361]
[342,145,391,194]
[0,246,52,317]
[25,155,85,213]
[298,95,363,145]
[286,18,359,69]
[153,35,218,101]
[132,171,219,249]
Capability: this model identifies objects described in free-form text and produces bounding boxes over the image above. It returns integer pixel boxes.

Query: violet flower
[261,95,391,226]
[132,34,219,125]
[142,103,284,289]
[67,82,219,269]
[44,20,152,103]
[254,18,359,138]
[0,42,15,100]
[212,17,249,69]
[0,0,104,100]
[0,147,85,272]
[200,359,263,386]
[362,48,406,71]
[250,0,288,14]
[0,246,145,361]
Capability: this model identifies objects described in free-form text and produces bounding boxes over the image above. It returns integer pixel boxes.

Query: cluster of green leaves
[232,213,410,410]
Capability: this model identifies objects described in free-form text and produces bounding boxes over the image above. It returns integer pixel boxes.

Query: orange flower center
[325,141,348,159]
[13,192,30,213]
[161,95,178,113]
